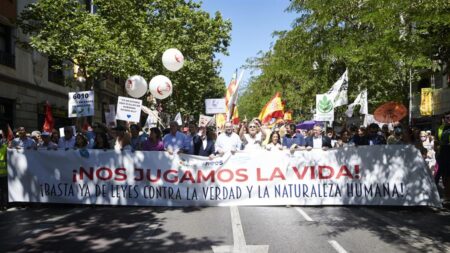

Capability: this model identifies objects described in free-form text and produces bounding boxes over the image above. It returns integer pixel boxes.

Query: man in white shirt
[215,122,242,155]
[305,125,332,151]
[58,126,76,149]
[163,121,187,154]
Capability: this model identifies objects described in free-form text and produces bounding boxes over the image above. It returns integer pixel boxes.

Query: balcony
[0,50,15,68]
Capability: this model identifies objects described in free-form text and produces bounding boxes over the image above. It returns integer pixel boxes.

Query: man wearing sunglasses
[437,111,450,204]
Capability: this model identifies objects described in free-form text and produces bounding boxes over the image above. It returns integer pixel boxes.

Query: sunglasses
[248,125,257,128]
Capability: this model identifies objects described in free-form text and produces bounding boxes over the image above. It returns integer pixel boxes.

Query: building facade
[0,0,126,133]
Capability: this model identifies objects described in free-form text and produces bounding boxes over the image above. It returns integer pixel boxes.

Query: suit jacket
[305,135,333,148]
[194,137,215,156]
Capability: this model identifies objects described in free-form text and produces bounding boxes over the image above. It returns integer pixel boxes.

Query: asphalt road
[0,204,449,253]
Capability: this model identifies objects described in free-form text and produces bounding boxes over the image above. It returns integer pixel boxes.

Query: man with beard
[215,121,241,156]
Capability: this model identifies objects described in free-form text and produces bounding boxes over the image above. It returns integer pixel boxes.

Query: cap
[41,131,51,137]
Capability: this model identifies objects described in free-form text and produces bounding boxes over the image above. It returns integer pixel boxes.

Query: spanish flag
[283,110,293,122]
[258,92,284,124]
[225,73,238,121]
[232,106,239,125]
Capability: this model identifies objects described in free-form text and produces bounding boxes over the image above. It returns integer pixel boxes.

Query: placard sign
[199,114,214,127]
[205,98,226,114]
[116,96,142,122]
[68,91,94,118]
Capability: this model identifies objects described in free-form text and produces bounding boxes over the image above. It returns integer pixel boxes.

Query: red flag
[7,124,14,141]
[42,101,54,132]
[82,117,92,132]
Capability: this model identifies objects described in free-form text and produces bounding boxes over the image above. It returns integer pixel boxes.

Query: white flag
[345,89,368,117]
[327,69,348,107]
[174,112,183,126]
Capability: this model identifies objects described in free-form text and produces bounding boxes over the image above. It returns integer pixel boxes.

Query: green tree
[18,0,231,117]
[240,0,450,122]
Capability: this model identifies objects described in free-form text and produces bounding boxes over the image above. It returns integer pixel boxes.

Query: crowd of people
[0,109,449,208]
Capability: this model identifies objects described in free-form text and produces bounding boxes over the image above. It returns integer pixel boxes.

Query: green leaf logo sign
[318,96,333,113]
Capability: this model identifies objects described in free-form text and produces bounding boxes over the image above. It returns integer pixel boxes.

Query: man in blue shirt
[282,123,305,150]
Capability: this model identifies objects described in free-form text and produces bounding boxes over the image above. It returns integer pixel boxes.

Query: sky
[199,0,298,89]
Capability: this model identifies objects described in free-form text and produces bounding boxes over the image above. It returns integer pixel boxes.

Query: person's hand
[322,146,329,151]
[231,149,236,155]
[298,146,305,150]
[167,150,174,155]
[306,146,312,151]
[289,146,296,154]
[208,154,215,160]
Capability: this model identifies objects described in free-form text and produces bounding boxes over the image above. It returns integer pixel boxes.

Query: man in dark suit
[194,127,215,159]
[305,124,333,150]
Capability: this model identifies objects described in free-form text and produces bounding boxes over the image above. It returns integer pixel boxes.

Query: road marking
[230,206,246,249]
[212,206,269,253]
[328,240,348,253]
[295,207,314,221]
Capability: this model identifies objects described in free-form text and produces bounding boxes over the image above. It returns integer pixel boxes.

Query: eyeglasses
[248,125,257,128]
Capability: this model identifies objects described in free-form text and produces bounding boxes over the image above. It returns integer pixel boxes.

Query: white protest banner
[68,91,94,118]
[205,98,226,114]
[199,114,213,127]
[7,145,441,207]
[315,94,334,122]
[116,96,142,122]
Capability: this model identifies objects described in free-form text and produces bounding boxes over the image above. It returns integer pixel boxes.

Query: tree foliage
[240,0,450,121]
[18,0,231,117]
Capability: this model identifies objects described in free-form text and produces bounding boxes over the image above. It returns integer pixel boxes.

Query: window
[0,24,15,68]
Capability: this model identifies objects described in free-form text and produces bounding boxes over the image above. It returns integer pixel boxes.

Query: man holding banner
[215,122,241,155]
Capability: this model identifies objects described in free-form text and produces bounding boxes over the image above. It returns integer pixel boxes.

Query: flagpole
[409,68,412,126]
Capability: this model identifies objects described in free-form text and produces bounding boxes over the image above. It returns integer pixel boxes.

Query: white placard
[205,98,226,114]
[59,126,76,137]
[68,91,95,118]
[115,96,142,122]
[7,145,441,207]
[199,114,213,127]
[315,94,334,122]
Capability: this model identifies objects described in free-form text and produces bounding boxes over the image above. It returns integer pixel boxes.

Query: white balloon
[162,48,184,72]
[125,75,148,98]
[149,75,173,100]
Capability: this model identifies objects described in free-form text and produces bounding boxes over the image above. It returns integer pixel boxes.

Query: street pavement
[0,204,449,253]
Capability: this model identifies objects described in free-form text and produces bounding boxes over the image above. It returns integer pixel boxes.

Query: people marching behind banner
[2,110,449,205]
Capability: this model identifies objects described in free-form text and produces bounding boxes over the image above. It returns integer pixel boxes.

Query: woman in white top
[239,121,266,151]
[266,131,283,151]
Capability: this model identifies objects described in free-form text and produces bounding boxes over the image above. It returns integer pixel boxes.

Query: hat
[41,131,51,137]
